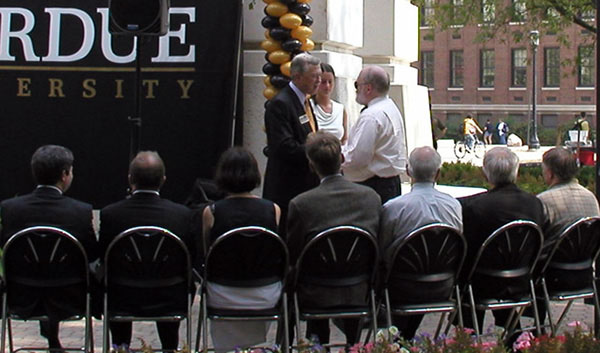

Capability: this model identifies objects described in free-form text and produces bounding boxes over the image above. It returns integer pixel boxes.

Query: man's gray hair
[408,146,441,182]
[483,147,520,185]
[290,53,321,76]
[362,66,390,95]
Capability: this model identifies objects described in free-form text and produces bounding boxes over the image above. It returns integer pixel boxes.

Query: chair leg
[6,320,12,353]
[202,294,209,353]
[370,290,378,343]
[283,292,289,353]
[187,293,192,353]
[455,285,464,329]
[541,278,556,337]
[592,278,600,338]
[102,294,109,353]
[293,294,301,346]
[384,289,392,333]
[435,313,447,338]
[467,285,481,342]
[529,281,541,337]
[1,294,7,353]
[195,294,203,352]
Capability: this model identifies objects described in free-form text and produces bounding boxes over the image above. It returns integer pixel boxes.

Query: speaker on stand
[108,0,170,164]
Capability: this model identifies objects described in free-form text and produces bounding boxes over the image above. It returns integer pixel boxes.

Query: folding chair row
[0,225,194,353]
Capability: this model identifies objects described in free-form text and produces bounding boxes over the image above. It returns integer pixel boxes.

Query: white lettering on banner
[0,7,196,64]
[43,8,95,62]
[0,8,39,61]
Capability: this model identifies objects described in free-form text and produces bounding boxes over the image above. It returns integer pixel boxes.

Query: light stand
[528,30,540,150]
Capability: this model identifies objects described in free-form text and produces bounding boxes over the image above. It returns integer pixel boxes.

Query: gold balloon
[264,75,273,87]
[291,26,312,41]
[261,39,282,52]
[265,29,272,39]
[265,2,288,17]
[264,86,279,100]
[280,61,292,77]
[297,0,312,2]
[300,38,315,51]
[268,50,291,65]
[280,13,302,29]
[262,0,277,3]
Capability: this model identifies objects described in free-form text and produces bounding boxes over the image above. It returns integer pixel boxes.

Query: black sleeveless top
[207,197,281,285]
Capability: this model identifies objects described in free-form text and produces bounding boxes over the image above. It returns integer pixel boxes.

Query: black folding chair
[1,226,92,353]
[382,223,466,338]
[292,226,379,347]
[102,226,194,353]
[463,220,543,341]
[197,226,289,353]
[537,216,600,336]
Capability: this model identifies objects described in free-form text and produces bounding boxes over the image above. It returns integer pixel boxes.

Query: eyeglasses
[354,81,369,89]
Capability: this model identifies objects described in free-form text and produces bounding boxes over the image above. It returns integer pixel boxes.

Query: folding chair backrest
[205,226,288,287]
[543,216,600,291]
[295,226,378,287]
[387,223,466,304]
[467,220,543,298]
[104,226,192,311]
[2,226,89,313]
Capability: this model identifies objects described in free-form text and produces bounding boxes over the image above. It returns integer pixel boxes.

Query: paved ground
[5,294,596,352]
[7,142,590,352]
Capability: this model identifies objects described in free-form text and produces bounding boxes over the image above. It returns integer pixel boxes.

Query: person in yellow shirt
[463,115,483,150]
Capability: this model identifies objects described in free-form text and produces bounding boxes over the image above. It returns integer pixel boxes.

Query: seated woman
[202,147,282,352]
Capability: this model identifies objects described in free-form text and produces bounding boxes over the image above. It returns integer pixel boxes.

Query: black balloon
[302,14,313,27]
[264,52,271,61]
[270,27,291,41]
[261,16,280,29]
[262,62,281,76]
[281,39,302,52]
[270,75,291,89]
[280,0,297,5]
[290,3,310,16]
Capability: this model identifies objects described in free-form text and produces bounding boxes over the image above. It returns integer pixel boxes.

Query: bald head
[483,147,519,186]
[408,146,442,182]
[129,151,166,190]
[355,65,390,105]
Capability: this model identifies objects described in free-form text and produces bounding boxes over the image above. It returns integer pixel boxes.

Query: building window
[420,51,434,87]
[480,49,495,87]
[578,45,594,87]
[450,50,464,87]
[481,0,495,22]
[511,48,527,87]
[452,0,464,24]
[512,0,527,21]
[421,0,435,26]
[544,47,560,87]
[541,114,558,128]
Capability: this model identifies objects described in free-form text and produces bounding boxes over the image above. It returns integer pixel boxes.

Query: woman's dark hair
[320,63,335,77]
[215,147,261,194]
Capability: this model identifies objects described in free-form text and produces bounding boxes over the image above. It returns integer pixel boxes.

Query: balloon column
[260,0,314,100]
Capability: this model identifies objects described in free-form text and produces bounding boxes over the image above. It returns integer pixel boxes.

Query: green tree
[413,0,597,44]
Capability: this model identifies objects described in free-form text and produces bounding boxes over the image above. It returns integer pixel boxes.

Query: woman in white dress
[311,63,348,144]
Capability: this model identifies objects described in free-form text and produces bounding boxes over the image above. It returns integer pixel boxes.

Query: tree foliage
[411,0,597,45]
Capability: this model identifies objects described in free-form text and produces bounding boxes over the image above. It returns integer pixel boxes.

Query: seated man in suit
[99,151,196,352]
[287,131,381,346]
[0,145,98,350]
[379,146,462,339]
[458,147,544,335]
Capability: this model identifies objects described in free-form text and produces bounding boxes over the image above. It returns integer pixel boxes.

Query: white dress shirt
[342,96,407,182]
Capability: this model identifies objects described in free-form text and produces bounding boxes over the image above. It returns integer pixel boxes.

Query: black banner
[0,0,241,207]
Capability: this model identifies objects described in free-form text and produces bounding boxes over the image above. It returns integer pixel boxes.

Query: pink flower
[363,342,374,353]
[462,328,475,334]
[444,338,456,345]
[349,343,363,353]
[513,332,534,352]
[409,347,420,352]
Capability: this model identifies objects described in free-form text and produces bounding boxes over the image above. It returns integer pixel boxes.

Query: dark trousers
[110,321,180,351]
[306,318,360,345]
[358,175,401,205]
[391,315,424,340]
[40,320,61,348]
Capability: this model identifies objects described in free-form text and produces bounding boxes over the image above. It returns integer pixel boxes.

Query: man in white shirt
[342,65,407,204]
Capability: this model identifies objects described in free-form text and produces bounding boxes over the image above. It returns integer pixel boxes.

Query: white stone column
[356,0,433,154]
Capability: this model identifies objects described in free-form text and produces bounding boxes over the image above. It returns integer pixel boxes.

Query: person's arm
[286,200,304,265]
[341,109,349,144]
[201,206,214,257]
[264,99,307,163]
[342,117,378,174]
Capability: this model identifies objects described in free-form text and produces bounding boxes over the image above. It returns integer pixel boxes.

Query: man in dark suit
[458,146,544,333]
[263,53,322,236]
[287,131,381,346]
[0,145,98,350]
[99,151,195,352]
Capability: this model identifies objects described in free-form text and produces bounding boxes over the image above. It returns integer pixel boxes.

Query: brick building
[416,9,597,144]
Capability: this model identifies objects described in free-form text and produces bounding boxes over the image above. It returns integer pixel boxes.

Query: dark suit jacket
[458,183,544,298]
[263,84,319,211]
[99,191,196,315]
[287,175,381,307]
[0,186,98,319]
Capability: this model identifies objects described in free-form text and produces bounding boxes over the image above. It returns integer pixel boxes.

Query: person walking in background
[342,65,407,204]
[496,119,509,145]
[462,115,482,150]
[483,119,493,145]
[311,63,348,144]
